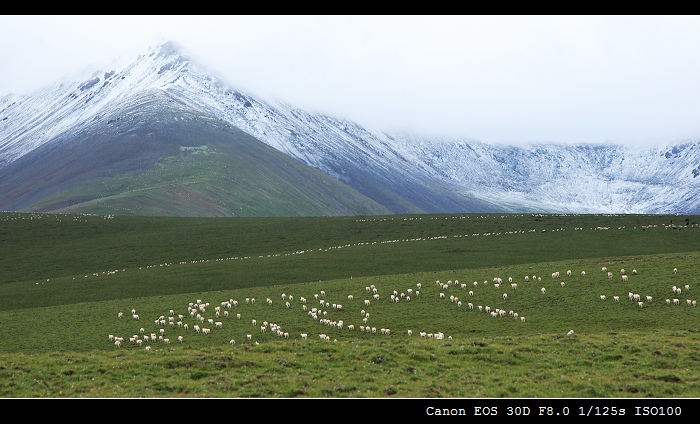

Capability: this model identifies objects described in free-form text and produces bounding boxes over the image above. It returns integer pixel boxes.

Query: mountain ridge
[2,40,699,216]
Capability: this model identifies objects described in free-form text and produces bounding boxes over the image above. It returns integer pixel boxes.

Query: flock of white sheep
[108,261,696,352]
[109,282,448,350]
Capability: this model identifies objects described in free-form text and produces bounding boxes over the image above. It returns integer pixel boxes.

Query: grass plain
[0,212,699,399]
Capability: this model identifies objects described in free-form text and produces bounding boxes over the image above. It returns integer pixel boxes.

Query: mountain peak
[148,39,187,60]
[2,41,700,216]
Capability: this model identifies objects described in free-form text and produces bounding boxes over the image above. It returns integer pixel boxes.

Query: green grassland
[0,212,699,398]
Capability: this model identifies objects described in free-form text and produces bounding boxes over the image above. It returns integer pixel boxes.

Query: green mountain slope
[0,90,391,217]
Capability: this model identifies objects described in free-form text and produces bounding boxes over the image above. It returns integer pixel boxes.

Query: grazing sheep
[541,287,546,294]
[230,339,236,345]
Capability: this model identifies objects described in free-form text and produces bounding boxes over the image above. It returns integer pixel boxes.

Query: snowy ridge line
[2,40,700,214]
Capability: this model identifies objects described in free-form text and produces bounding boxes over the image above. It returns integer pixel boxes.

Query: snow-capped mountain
[1,40,699,216]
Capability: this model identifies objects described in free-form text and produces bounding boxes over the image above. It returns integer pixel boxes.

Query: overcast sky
[2,15,700,147]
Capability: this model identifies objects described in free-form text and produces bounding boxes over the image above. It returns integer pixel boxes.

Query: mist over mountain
[1,40,699,216]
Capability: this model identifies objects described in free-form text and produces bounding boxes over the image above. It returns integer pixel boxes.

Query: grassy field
[0,212,699,399]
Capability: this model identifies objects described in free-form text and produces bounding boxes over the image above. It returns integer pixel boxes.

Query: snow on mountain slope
[2,40,700,215]
[398,138,700,213]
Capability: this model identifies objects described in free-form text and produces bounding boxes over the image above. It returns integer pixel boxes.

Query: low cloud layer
[3,15,700,147]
